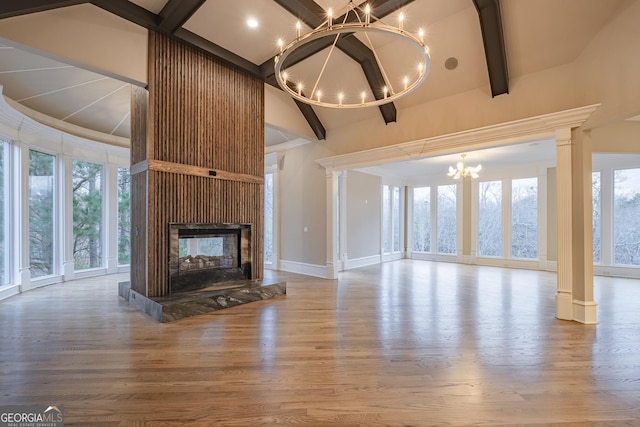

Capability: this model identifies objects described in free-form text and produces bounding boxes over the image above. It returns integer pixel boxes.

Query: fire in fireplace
[168,223,252,293]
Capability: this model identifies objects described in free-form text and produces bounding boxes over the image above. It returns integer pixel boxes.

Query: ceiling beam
[89,0,157,29]
[472,0,509,97]
[293,99,326,140]
[158,0,206,34]
[0,0,88,20]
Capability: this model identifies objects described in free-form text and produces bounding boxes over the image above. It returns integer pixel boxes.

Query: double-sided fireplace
[168,223,252,294]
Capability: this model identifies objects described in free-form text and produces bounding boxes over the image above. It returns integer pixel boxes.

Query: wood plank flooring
[1,260,640,426]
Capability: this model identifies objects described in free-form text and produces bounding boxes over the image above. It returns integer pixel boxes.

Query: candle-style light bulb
[398,12,404,31]
[383,86,388,99]
[365,4,371,25]
[282,71,288,83]
[297,83,303,96]
[404,76,408,90]
[328,8,333,28]
[278,38,283,53]
[317,90,322,102]
[296,21,301,38]
[418,28,424,41]
[418,62,424,74]
[338,92,344,106]
[361,91,366,104]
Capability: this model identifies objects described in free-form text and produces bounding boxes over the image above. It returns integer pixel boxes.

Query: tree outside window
[614,168,640,265]
[437,185,456,254]
[412,187,430,252]
[29,150,55,278]
[117,168,131,265]
[73,160,103,270]
[478,181,502,257]
[511,177,538,259]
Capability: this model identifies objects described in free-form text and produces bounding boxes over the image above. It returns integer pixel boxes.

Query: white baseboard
[0,284,20,301]
[411,252,458,263]
[345,255,381,270]
[22,275,63,292]
[594,265,640,279]
[382,252,403,262]
[280,259,331,279]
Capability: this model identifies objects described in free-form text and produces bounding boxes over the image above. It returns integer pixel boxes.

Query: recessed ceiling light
[247,18,258,28]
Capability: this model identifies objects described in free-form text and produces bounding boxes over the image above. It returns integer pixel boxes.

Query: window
[382,185,391,253]
[613,168,640,265]
[117,168,131,265]
[73,160,103,270]
[478,181,502,257]
[437,184,456,254]
[29,150,55,278]
[412,187,430,252]
[592,172,601,263]
[264,173,273,264]
[511,177,538,259]
[0,142,8,286]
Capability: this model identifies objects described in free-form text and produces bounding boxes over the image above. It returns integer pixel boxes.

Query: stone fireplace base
[119,278,286,322]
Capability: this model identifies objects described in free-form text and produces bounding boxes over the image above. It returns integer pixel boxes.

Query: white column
[325,169,339,279]
[105,164,119,274]
[15,143,30,289]
[339,171,348,271]
[62,155,75,280]
[555,128,574,320]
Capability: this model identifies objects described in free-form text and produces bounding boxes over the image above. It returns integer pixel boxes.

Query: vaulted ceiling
[0,0,632,149]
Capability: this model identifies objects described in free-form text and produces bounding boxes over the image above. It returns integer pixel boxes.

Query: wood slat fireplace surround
[129,31,265,299]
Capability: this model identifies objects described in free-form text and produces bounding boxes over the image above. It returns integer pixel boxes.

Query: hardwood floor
[1,260,640,426]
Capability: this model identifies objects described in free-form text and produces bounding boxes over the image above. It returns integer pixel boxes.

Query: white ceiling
[0,0,633,174]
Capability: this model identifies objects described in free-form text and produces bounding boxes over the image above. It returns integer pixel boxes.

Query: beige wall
[346,171,381,260]
[279,143,332,266]
[592,121,640,153]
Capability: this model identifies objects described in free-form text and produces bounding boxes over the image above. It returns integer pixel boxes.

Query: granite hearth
[119,278,286,322]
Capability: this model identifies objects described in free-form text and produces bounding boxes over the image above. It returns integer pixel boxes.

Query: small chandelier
[274,2,430,108]
[448,154,482,179]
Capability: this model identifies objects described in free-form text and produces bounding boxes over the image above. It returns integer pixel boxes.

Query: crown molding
[316,104,600,171]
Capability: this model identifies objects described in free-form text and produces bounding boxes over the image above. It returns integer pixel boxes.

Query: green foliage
[117,168,131,265]
[29,150,55,277]
[73,160,102,270]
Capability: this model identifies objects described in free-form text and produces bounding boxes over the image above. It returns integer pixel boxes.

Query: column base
[573,299,597,324]
[325,262,339,280]
[556,292,573,320]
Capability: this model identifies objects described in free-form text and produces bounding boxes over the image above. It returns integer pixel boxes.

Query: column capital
[555,127,572,145]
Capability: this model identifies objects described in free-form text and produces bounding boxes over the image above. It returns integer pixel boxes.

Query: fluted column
[555,127,597,324]
[555,128,574,320]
